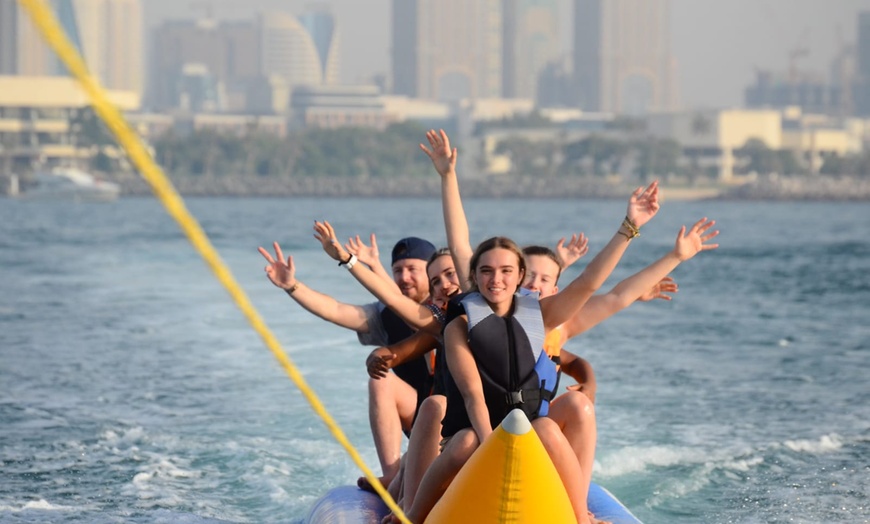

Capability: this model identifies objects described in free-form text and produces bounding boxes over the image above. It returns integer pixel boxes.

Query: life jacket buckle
[506,390,524,404]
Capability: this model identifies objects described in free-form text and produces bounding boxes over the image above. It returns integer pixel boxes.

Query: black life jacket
[380,306,434,413]
[440,291,559,438]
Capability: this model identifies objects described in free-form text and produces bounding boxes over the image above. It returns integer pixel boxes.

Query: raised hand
[555,233,589,268]
[674,217,720,261]
[637,276,678,302]
[258,241,297,290]
[626,180,660,229]
[419,128,457,177]
[366,348,396,380]
[313,220,350,262]
[345,233,380,268]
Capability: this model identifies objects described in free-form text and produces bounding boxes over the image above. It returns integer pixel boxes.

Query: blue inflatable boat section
[304,482,642,523]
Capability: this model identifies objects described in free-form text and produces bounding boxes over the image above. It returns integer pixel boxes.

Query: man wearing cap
[258,235,438,491]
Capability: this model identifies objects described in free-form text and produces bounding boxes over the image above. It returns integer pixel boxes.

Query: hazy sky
[143,0,868,109]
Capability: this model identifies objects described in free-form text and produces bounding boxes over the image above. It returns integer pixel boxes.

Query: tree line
[151,122,435,178]
[69,108,870,179]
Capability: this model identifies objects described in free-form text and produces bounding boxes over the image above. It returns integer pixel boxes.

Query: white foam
[782,433,843,454]
[595,444,711,477]
[646,454,764,508]
[100,426,146,446]
[0,498,78,512]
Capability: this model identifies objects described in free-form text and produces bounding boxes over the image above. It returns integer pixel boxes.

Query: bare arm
[314,221,442,336]
[445,316,492,443]
[420,129,473,289]
[561,217,719,339]
[559,349,597,403]
[258,242,371,332]
[540,181,661,330]
[366,330,440,380]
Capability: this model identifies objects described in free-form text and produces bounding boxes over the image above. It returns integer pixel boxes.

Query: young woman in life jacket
[405,227,664,524]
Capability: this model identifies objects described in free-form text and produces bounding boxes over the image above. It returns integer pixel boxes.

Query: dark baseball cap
[391,237,436,265]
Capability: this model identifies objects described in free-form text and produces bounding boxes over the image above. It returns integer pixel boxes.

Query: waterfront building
[573,0,677,114]
[0,75,139,173]
[648,109,782,181]
[289,85,388,130]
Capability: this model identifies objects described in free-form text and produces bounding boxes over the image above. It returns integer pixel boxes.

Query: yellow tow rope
[18,1,410,522]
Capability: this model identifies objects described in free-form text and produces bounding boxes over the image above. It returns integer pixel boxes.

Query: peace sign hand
[258,241,297,290]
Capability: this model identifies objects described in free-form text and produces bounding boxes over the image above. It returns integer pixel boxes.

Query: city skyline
[141,0,869,110]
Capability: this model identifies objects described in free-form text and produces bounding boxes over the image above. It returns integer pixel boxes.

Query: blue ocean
[1,196,868,523]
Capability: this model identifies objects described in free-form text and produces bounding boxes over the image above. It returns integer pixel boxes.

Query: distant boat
[18,167,120,202]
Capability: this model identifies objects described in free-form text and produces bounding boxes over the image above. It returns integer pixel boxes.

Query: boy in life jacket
[520,232,717,518]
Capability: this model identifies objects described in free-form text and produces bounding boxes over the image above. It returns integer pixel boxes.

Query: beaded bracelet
[619,216,640,240]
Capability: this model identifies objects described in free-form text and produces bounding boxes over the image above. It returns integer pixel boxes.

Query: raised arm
[444,316,493,443]
[540,181,660,330]
[314,221,442,336]
[345,233,400,293]
[258,242,371,332]
[555,233,589,269]
[420,129,473,289]
[561,217,719,339]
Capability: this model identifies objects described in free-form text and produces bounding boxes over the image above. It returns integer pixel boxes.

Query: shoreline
[111,174,870,201]
[5,173,870,201]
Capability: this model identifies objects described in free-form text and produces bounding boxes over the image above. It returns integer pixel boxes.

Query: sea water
[1,196,868,524]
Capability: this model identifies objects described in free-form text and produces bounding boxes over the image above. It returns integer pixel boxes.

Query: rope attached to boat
[18,2,410,522]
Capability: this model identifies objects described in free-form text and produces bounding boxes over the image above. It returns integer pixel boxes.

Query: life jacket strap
[505,387,545,407]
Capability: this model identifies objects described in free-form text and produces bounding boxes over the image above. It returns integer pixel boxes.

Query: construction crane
[788,28,810,85]
[188,0,251,21]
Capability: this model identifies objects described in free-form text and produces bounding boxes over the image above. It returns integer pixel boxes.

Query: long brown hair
[468,236,526,292]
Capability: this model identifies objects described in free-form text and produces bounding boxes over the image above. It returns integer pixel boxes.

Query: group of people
[258,130,720,524]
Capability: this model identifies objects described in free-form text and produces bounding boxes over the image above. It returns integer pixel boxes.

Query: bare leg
[362,373,417,491]
[387,457,405,501]
[532,417,590,524]
[404,428,479,524]
[548,391,597,521]
[402,395,446,511]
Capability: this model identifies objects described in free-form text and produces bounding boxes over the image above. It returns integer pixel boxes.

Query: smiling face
[523,254,561,299]
[427,254,460,307]
[473,247,524,315]
[392,258,430,304]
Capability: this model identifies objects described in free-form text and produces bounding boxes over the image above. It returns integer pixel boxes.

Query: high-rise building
[0,0,17,74]
[502,0,560,100]
[391,0,418,97]
[573,0,677,114]
[259,9,339,88]
[149,19,259,111]
[1,0,142,95]
[298,9,340,83]
[857,11,870,115]
[12,0,59,76]
[392,0,502,101]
